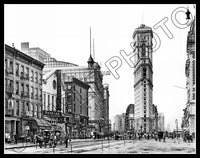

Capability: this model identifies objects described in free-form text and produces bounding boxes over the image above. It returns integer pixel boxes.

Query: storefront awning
[23,117,51,127]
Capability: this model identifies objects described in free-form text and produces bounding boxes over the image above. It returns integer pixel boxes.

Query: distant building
[102,84,110,133]
[121,113,126,133]
[43,55,105,133]
[133,24,154,133]
[114,114,122,132]
[5,44,49,142]
[158,112,165,131]
[125,104,135,132]
[113,113,125,133]
[21,42,51,63]
[42,69,68,132]
[20,42,108,133]
[64,78,90,138]
[152,104,158,132]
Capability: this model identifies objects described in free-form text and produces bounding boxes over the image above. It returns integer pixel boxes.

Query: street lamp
[175,119,178,139]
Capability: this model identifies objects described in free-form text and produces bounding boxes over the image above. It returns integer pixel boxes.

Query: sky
[4,4,196,131]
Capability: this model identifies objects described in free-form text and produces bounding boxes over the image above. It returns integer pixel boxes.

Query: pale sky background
[4,4,195,131]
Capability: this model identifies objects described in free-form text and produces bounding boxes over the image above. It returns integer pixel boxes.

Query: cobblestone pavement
[4,138,196,154]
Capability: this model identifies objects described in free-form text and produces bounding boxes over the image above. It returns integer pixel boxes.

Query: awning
[23,117,51,127]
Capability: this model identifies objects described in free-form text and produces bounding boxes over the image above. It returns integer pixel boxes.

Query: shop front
[5,117,20,142]
[21,117,51,136]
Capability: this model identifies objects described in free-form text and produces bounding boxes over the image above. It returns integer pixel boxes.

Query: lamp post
[175,119,178,138]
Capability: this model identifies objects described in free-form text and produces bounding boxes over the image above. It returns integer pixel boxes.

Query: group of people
[34,131,70,148]
[5,130,71,148]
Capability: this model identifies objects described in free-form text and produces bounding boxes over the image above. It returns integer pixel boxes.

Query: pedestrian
[64,133,69,148]
[154,132,158,141]
[163,131,166,142]
[34,133,37,144]
[49,133,54,148]
[53,133,57,147]
[30,132,34,143]
[147,134,149,140]
[14,134,18,144]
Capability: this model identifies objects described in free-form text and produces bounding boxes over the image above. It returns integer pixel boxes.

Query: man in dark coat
[65,133,69,148]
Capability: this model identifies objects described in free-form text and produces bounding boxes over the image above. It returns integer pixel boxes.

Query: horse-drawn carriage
[35,129,64,148]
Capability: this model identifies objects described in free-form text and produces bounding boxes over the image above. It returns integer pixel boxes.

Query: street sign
[43,110,62,117]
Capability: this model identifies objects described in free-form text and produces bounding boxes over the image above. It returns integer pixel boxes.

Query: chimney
[21,42,29,52]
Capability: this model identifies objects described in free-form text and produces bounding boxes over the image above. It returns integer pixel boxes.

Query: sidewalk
[4,138,98,149]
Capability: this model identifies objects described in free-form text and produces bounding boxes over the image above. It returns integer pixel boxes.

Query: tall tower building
[133,24,153,133]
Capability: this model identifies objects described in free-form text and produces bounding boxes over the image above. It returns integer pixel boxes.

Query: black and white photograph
[4,4,196,154]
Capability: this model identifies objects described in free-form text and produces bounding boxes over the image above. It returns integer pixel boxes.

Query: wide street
[4,138,196,154]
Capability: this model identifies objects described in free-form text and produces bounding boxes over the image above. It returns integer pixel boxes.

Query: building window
[80,105,82,114]
[15,81,19,95]
[67,93,72,102]
[52,96,54,111]
[31,87,34,99]
[80,88,82,93]
[35,104,37,117]
[35,72,38,83]
[26,102,30,111]
[48,95,50,110]
[35,88,38,100]
[193,93,195,100]
[39,74,42,85]
[74,93,75,101]
[143,67,146,78]
[5,59,7,70]
[38,105,42,118]
[31,70,34,82]
[15,63,19,76]
[40,89,42,101]
[21,65,24,73]
[80,95,82,104]
[16,100,19,116]
[26,84,29,97]
[26,67,29,80]
[9,60,13,74]
[193,60,195,85]
[21,101,25,115]
[43,93,46,110]
[21,83,24,94]
[74,103,75,113]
